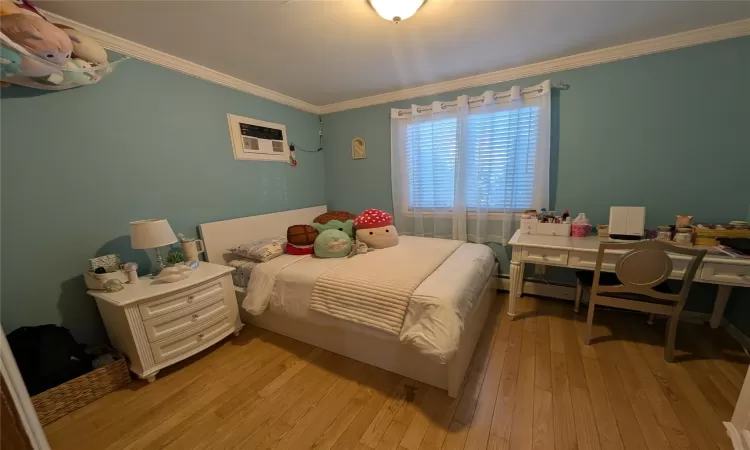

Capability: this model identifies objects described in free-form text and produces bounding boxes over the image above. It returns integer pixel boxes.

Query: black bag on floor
[7,325,93,395]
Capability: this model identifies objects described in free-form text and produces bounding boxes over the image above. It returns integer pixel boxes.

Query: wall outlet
[534,265,546,275]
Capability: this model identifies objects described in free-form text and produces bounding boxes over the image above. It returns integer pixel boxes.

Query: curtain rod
[394,81,570,114]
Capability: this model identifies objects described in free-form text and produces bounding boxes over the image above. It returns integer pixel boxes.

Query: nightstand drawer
[701,263,750,286]
[150,314,232,364]
[143,296,227,342]
[521,248,568,265]
[139,280,223,320]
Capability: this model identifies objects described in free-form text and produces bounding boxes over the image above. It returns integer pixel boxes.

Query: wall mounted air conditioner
[227,114,290,162]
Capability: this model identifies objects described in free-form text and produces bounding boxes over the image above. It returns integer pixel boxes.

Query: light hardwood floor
[44,294,749,450]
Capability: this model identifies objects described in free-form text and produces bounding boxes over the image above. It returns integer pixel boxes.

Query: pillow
[229,237,286,262]
[227,258,258,287]
[313,211,357,224]
[286,243,314,255]
[312,220,354,239]
[287,224,318,246]
[314,229,352,258]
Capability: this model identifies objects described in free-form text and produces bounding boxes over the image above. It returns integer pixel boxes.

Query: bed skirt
[234,265,497,398]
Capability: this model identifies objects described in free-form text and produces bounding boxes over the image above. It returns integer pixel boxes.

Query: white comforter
[242,236,495,362]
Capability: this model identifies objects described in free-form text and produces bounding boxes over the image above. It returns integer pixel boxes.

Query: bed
[199,206,497,397]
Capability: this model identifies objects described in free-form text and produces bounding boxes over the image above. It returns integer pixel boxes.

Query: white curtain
[391,80,551,244]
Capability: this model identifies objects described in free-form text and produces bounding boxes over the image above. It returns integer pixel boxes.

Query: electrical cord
[290,141,323,153]
[289,116,324,153]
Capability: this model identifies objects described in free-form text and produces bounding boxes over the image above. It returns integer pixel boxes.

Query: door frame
[1,326,50,449]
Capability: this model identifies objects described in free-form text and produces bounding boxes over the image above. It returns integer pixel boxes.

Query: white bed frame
[200,206,496,397]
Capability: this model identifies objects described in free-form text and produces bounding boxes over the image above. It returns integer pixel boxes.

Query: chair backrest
[592,240,707,304]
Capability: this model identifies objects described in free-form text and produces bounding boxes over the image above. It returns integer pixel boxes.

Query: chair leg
[574,281,583,313]
[665,315,679,363]
[584,297,596,345]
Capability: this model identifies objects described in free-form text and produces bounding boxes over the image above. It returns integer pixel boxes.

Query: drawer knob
[187,296,195,303]
[192,314,199,321]
[197,333,204,340]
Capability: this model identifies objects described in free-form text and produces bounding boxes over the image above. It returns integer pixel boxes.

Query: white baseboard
[495,276,750,351]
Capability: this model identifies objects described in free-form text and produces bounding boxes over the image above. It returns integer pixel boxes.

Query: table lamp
[130,219,177,274]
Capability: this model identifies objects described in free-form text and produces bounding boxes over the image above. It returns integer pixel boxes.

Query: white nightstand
[88,262,242,382]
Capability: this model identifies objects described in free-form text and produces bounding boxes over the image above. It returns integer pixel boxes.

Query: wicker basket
[31,346,131,425]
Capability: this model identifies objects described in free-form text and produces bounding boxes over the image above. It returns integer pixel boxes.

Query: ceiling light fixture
[369,0,426,23]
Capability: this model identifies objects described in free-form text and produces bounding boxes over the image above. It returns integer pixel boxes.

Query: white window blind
[405,106,540,210]
[406,118,458,209]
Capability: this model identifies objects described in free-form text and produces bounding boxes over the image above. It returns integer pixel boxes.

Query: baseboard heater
[494,276,577,301]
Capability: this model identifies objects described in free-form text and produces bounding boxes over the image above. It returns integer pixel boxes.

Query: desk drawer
[536,223,571,237]
[667,258,691,280]
[569,251,619,271]
[150,314,232,364]
[700,263,750,286]
[143,296,227,342]
[521,248,568,265]
[139,280,224,320]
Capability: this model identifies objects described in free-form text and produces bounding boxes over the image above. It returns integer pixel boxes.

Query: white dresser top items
[89,263,235,305]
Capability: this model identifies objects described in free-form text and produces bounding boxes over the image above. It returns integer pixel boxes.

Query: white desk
[507,230,750,327]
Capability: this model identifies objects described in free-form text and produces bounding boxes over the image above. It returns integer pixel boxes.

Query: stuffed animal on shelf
[0,46,22,78]
[63,57,99,85]
[2,0,44,18]
[354,209,399,249]
[58,26,108,65]
[1,14,72,66]
[0,0,22,16]
[312,219,354,239]
[20,55,62,83]
[314,229,352,258]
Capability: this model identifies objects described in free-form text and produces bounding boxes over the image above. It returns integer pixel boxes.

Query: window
[406,118,458,209]
[405,106,540,211]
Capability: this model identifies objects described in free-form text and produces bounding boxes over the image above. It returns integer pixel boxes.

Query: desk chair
[574,241,707,362]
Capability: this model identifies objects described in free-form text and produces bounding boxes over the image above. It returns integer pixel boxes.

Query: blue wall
[1,60,325,344]
[321,37,750,328]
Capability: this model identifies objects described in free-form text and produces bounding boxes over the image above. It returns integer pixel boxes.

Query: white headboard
[199,205,327,264]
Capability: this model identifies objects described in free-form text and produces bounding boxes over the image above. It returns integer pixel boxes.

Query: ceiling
[38,1,750,106]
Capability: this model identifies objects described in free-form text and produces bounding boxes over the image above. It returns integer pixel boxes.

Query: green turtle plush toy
[314,229,352,258]
[311,219,354,239]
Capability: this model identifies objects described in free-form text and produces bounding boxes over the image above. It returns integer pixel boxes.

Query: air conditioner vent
[228,114,290,162]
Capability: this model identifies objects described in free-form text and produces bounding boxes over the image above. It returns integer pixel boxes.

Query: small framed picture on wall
[352,137,366,160]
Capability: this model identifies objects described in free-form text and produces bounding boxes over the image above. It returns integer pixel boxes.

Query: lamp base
[152,247,167,275]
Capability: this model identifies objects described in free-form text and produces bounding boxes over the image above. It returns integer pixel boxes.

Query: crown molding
[319,18,750,114]
[41,10,321,115]
[39,10,748,116]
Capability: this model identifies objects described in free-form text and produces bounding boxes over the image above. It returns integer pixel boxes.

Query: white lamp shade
[129,219,178,249]
[370,0,425,22]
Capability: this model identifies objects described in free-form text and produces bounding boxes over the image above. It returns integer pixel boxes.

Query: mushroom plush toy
[354,209,399,249]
